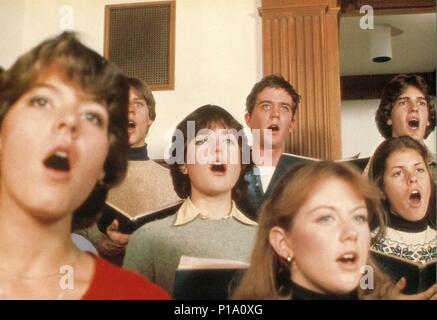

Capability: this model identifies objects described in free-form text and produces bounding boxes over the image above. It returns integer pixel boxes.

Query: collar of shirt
[174,198,257,226]
[128,144,149,161]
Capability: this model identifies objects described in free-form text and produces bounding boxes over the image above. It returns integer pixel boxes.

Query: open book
[97,200,183,234]
[264,152,370,199]
[173,256,249,300]
[96,160,180,234]
[370,249,436,294]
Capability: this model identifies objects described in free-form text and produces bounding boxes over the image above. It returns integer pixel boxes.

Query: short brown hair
[232,162,392,300]
[125,76,156,121]
[0,32,129,231]
[375,74,436,139]
[168,104,252,203]
[245,74,301,116]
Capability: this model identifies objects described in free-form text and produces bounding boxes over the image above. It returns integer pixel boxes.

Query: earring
[286,256,292,263]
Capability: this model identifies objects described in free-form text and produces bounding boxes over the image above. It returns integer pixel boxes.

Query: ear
[244,112,252,128]
[386,118,392,126]
[148,118,155,127]
[179,164,188,175]
[269,226,294,261]
[289,115,296,133]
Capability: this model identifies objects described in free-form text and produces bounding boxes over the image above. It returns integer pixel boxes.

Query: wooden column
[260,0,341,160]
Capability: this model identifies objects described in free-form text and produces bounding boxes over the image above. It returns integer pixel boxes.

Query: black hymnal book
[173,256,249,300]
[264,153,370,199]
[370,249,437,294]
[97,200,183,234]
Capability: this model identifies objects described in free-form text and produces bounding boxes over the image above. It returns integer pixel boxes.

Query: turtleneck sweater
[128,145,149,161]
[289,281,358,300]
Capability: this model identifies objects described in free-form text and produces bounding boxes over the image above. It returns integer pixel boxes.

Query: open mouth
[267,124,280,132]
[407,118,419,130]
[43,151,70,172]
[128,120,136,129]
[336,252,357,266]
[409,189,422,205]
[210,163,226,173]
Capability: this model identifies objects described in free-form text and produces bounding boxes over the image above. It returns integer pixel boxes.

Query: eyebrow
[390,162,425,170]
[257,100,292,106]
[397,96,426,102]
[131,97,146,103]
[309,205,367,214]
[31,83,60,93]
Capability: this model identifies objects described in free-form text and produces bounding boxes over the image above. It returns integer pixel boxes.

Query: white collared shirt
[174,198,257,226]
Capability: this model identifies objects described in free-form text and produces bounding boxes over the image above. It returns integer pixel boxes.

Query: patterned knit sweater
[371,213,436,264]
[123,213,257,295]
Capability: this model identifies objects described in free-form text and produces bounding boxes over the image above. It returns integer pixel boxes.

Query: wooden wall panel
[260,0,341,160]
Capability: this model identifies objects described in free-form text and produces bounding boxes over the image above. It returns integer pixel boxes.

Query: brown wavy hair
[368,136,436,228]
[0,32,129,231]
[375,74,436,139]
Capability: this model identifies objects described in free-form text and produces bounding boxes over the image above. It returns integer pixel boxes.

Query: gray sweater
[123,214,257,295]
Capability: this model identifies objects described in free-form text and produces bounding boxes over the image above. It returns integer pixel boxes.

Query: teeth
[343,254,354,259]
[410,190,421,201]
[408,118,419,128]
[55,151,67,158]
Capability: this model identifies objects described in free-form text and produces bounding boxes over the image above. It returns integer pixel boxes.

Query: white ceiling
[340,13,436,76]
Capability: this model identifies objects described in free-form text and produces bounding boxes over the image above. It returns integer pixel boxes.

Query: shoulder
[148,160,172,174]
[128,215,177,250]
[134,214,176,237]
[82,255,171,300]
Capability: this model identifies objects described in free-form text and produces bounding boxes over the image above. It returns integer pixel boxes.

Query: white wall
[0,0,263,159]
[0,0,25,69]
[2,1,435,161]
[341,100,436,159]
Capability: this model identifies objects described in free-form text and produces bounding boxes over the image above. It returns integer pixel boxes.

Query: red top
[81,255,171,300]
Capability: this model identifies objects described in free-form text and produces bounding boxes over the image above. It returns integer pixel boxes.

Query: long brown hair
[369,135,436,228]
[232,161,393,299]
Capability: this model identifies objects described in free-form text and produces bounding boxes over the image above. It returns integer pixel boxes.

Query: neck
[128,144,149,161]
[252,142,284,167]
[387,210,430,232]
[189,190,233,219]
[290,281,358,300]
[0,189,78,277]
